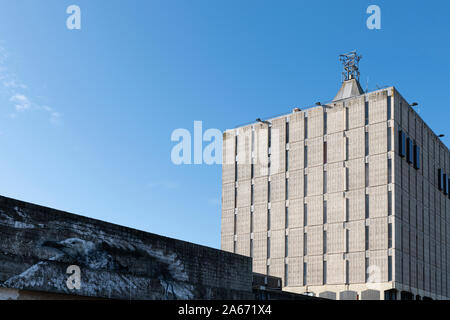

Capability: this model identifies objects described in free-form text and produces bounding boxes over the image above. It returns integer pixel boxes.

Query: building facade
[221,79,450,300]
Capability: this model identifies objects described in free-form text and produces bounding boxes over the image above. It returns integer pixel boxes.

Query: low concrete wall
[0,195,253,300]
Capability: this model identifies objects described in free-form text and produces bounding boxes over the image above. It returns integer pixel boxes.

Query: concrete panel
[348,252,365,284]
[306,195,323,226]
[326,254,345,285]
[288,169,304,200]
[222,183,235,210]
[289,112,304,143]
[288,228,304,258]
[347,220,365,252]
[307,166,323,197]
[326,162,345,193]
[347,96,365,130]
[368,90,388,124]
[369,185,388,218]
[346,127,365,160]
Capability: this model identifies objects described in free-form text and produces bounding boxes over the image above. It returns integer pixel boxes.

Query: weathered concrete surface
[0,195,254,300]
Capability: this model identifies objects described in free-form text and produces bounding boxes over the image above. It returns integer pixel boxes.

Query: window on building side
[388,223,392,248]
[365,132,369,156]
[285,207,289,228]
[285,179,289,200]
[413,144,420,170]
[286,122,289,144]
[304,203,308,227]
[365,101,369,125]
[285,150,289,171]
[444,174,448,195]
[304,116,308,139]
[388,256,392,281]
[303,263,307,286]
[285,264,289,287]
[387,96,392,120]
[399,130,406,157]
[406,137,413,164]
[365,226,369,250]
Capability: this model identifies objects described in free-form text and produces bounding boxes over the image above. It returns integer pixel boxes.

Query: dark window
[304,203,308,226]
[285,179,289,200]
[324,112,327,135]
[267,209,271,230]
[251,185,254,205]
[399,130,406,157]
[304,145,308,167]
[250,212,254,233]
[323,230,327,254]
[365,101,369,125]
[323,200,327,224]
[303,262,307,285]
[388,223,392,248]
[285,150,289,171]
[268,127,272,148]
[406,137,413,164]
[413,144,420,169]
[444,174,448,195]
[365,226,369,250]
[251,163,254,178]
[387,128,392,151]
[285,264,288,286]
[286,122,289,144]
[268,181,271,202]
[250,239,253,257]
[304,175,308,197]
[388,159,392,184]
[388,191,392,216]
[267,237,270,258]
[387,96,392,119]
[304,116,308,139]
[345,229,349,252]
[365,194,369,218]
[438,169,443,190]
[303,233,308,255]
[365,132,369,156]
[323,260,327,284]
[285,235,288,257]
[388,256,392,281]
[448,178,450,199]
[345,260,350,284]
[323,141,327,164]
[285,207,289,228]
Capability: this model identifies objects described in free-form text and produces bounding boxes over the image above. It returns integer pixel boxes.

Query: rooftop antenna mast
[339,50,362,82]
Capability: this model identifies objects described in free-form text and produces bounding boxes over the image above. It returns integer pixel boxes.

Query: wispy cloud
[10,94,31,111]
[0,44,61,125]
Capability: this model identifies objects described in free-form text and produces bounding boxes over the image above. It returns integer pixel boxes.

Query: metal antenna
[339,51,362,82]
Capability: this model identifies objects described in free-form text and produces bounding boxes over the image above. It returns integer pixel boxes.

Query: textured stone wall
[0,195,253,300]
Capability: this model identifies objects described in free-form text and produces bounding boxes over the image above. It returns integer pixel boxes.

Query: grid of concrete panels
[221,89,397,293]
[222,87,450,299]
[392,89,450,298]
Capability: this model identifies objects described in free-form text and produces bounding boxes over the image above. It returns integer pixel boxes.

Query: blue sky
[0,0,449,249]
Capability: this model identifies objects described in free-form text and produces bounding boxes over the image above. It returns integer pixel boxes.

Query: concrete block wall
[392,89,450,299]
[222,86,449,299]
[0,196,254,300]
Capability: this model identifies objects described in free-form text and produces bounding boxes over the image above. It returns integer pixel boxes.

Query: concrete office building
[220,56,450,300]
